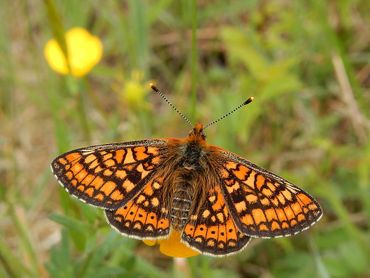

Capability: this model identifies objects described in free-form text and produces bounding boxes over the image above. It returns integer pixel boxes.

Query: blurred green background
[1,0,369,277]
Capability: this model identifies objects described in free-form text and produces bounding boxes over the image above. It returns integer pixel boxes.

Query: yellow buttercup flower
[123,79,146,107]
[143,230,200,258]
[44,27,103,77]
[113,71,151,109]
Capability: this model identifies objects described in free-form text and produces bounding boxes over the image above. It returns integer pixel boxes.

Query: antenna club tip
[244,96,254,105]
[149,83,158,91]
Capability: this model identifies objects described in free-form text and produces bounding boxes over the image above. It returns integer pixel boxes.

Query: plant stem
[190,0,198,123]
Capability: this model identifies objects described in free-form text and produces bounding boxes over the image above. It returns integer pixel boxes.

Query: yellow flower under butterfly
[143,230,199,258]
[44,27,103,77]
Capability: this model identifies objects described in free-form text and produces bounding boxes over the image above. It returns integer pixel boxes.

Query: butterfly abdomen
[168,171,196,230]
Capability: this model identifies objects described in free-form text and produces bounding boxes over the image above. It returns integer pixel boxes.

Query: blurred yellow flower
[44,27,103,77]
[113,71,151,109]
[143,230,200,258]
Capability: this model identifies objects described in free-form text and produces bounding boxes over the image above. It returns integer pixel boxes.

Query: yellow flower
[44,27,103,77]
[113,71,151,109]
[143,230,200,258]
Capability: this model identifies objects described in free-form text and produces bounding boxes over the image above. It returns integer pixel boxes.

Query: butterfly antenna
[204,97,254,129]
[150,83,193,127]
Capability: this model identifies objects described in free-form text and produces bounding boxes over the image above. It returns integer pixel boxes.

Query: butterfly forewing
[216,151,323,238]
[51,140,167,209]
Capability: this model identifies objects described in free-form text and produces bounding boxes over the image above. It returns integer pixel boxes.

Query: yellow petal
[44,27,103,77]
[143,239,157,246]
[44,39,69,75]
[158,231,199,258]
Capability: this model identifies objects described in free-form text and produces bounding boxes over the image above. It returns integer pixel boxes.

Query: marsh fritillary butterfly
[51,85,322,256]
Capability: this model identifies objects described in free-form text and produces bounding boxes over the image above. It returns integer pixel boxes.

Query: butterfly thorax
[171,123,207,170]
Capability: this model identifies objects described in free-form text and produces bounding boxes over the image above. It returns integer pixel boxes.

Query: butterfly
[51,84,322,256]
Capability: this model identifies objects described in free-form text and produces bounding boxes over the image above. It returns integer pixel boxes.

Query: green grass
[1,0,369,277]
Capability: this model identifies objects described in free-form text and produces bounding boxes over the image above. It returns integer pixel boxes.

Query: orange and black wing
[216,151,323,238]
[51,140,167,210]
[105,176,170,239]
[182,185,251,256]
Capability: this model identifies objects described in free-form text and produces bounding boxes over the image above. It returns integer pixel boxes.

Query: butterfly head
[187,123,206,144]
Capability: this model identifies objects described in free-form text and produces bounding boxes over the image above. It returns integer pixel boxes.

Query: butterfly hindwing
[51,140,167,209]
[105,176,170,239]
[217,151,323,238]
[182,185,251,256]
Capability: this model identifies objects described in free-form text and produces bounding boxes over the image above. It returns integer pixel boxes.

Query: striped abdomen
[170,181,193,230]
